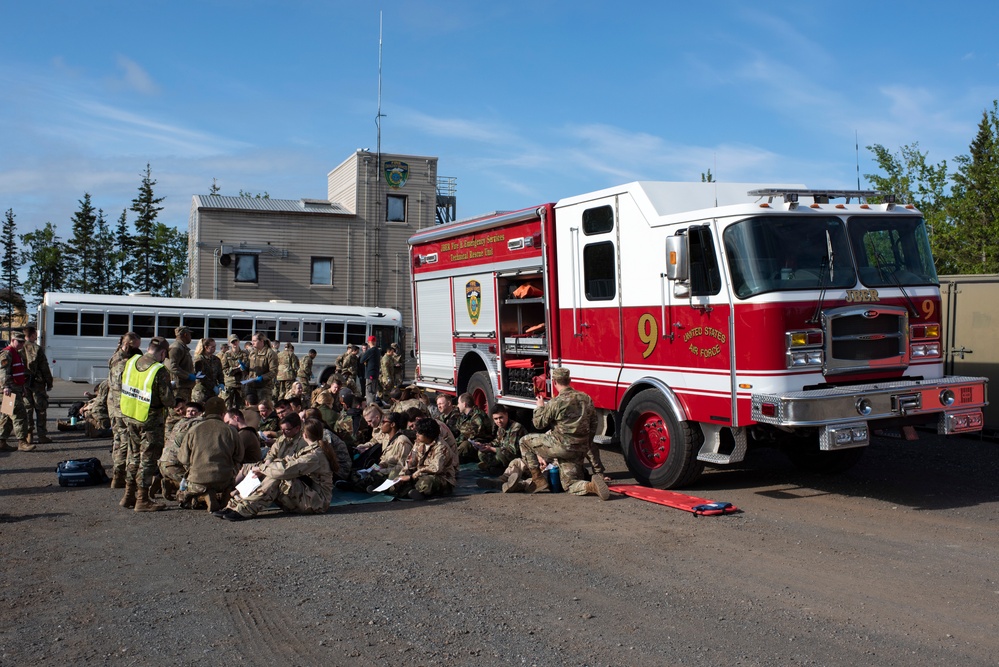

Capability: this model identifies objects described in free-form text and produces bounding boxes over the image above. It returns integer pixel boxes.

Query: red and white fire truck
[407,182,987,488]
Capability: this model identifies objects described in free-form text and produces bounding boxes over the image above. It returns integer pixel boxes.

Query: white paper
[236,474,262,497]
[372,478,400,492]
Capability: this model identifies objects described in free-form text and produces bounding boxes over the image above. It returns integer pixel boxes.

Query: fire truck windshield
[723,216,857,298]
[847,216,939,288]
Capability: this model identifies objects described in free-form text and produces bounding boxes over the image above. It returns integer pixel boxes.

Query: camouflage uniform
[108,349,139,480]
[167,336,195,402]
[122,353,176,489]
[177,414,240,496]
[519,386,597,496]
[391,398,429,416]
[478,419,527,472]
[455,406,493,463]
[220,342,248,410]
[247,345,279,403]
[379,350,401,400]
[296,354,315,390]
[276,348,299,399]
[228,439,333,519]
[0,343,30,448]
[335,350,360,395]
[191,352,223,404]
[83,380,111,437]
[21,337,53,442]
[158,415,203,485]
[388,434,459,499]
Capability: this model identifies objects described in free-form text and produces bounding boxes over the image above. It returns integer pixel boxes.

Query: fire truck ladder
[748,188,888,205]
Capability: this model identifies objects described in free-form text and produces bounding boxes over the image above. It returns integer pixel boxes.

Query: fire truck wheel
[782,437,866,474]
[620,389,703,489]
[466,371,495,414]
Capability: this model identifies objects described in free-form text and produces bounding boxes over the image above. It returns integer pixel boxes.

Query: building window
[311,257,333,285]
[234,254,258,283]
[387,194,407,222]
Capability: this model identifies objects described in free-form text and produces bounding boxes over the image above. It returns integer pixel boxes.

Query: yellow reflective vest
[120,356,165,422]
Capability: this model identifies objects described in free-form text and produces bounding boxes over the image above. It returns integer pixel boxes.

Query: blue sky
[1,1,998,240]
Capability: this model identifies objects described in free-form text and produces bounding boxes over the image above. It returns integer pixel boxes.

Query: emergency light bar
[748,188,885,204]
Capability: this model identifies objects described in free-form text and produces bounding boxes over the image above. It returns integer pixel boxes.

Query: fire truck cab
[408,182,987,488]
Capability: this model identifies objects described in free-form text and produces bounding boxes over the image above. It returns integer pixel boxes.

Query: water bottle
[70,416,76,426]
[179,478,188,492]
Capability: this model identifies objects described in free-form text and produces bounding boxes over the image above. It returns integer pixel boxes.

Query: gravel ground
[2,397,998,667]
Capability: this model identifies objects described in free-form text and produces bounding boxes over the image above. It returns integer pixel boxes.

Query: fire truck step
[696,425,748,465]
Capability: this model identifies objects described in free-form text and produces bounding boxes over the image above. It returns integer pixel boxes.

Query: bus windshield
[848,216,938,287]
[723,216,857,298]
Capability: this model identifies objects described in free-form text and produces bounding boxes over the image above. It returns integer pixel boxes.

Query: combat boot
[502,470,523,493]
[34,433,52,444]
[119,481,137,509]
[530,469,551,493]
[585,475,611,501]
[202,492,221,514]
[160,478,179,501]
[0,439,14,451]
[17,440,36,452]
[110,467,126,489]
[148,476,162,499]
[134,487,165,512]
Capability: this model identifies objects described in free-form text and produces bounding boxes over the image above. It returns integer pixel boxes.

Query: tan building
[188,150,457,348]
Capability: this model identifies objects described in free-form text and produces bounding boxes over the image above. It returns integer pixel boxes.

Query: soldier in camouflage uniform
[276,342,299,399]
[519,368,610,500]
[117,336,176,512]
[0,332,34,452]
[436,394,461,437]
[166,326,197,402]
[386,417,459,500]
[379,343,402,401]
[297,349,317,391]
[217,415,333,521]
[474,404,527,473]
[21,326,53,444]
[335,344,361,396]
[247,333,279,403]
[108,333,142,487]
[454,392,493,463]
[191,338,223,404]
[220,334,248,410]
[177,397,240,512]
[157,402,205,501]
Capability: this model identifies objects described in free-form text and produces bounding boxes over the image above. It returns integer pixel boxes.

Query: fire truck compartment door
[415,278,456,384]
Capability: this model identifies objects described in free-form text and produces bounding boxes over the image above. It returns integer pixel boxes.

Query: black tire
[317,366,336,386]
[466,370,496,414]
[782,433,866,474]
[620,388,703,489]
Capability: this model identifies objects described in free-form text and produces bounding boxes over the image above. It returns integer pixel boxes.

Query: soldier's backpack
[56,458,110,487]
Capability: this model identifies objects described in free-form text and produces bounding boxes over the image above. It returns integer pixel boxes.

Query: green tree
[701,169,714,183]
[209,178,221,195]
[238,189,269,198]
[21,222,65,307]
[128,163,165,292]
[151,223,188,297]
[64,193,101,292]
[948,101,999,274]
[1,208,21,327]
[92,208,115,293]
[110,209,133,295]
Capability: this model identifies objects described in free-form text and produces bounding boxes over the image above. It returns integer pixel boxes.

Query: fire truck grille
[823,305,908,375]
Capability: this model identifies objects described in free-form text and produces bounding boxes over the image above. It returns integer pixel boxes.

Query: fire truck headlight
[856,397,873,416]
[925,342,940,356]
[788,350,823,367]
[939,389,955,407]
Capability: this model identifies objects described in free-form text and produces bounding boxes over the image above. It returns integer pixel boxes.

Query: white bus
[39,292,403,384]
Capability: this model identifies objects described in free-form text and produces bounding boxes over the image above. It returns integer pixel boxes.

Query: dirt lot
[2,399,998,666]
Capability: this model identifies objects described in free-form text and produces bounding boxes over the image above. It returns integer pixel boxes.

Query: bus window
[231,318,253,342]
[256,319,276,341]
[323,322,344,345]
[346,323,366,346]
[158,314,180,338]
[371,325,397,349]
[80,312,104,337]
[278,320,300,343]
[132,314,155,339]
[302,320,321,343]
[54,311,78,336]
[107,312,130,336]
[182,315,206,339]
[208,317,229,340]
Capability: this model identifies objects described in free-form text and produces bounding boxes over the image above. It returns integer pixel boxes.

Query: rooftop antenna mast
[855,130,861,190]
[376,11,385,164]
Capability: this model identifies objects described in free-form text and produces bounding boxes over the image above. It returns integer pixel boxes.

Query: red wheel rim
[634,411,670,469]
[470,387,488,411]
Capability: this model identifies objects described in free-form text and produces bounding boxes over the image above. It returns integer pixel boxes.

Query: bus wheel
[466,371,495,414]
[318,366,336,386]
[621,389,703,489]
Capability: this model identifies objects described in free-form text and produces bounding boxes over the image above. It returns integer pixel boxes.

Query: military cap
[10,332,25,342]
[228,334,240,344]
[389,342,400,351]
[175,326,192,336]
[551,367,571,384]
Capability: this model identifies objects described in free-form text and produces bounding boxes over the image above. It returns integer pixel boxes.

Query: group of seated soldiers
[94,332,612,521]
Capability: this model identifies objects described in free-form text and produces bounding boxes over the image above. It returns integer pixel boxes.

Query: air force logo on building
[466,280,482,325]
[384,160,409,189]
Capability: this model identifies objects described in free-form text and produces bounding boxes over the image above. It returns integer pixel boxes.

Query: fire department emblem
[466,280,482,325]
[384,160,409,189]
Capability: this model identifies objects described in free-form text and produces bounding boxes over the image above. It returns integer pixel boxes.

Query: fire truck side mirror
[665,235,688,281]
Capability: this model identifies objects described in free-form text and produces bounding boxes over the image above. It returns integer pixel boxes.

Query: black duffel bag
[56,458,110,487]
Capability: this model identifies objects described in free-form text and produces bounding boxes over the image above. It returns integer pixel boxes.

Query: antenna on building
[855,130,861,190]
[376,11,385,165]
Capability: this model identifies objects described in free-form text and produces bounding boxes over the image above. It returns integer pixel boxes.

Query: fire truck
[407,182,988,488]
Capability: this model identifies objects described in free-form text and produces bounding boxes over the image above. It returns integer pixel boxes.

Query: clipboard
[1,393,15,416]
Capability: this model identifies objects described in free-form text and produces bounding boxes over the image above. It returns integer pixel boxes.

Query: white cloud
[114,55,159,95]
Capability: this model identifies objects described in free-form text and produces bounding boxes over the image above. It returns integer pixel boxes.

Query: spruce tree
[65,193,99,292]
[21,222,65,305]
[128,163,165,292]
[111,209,133,295]
[950,100,999,274]
[1,208,21,328]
